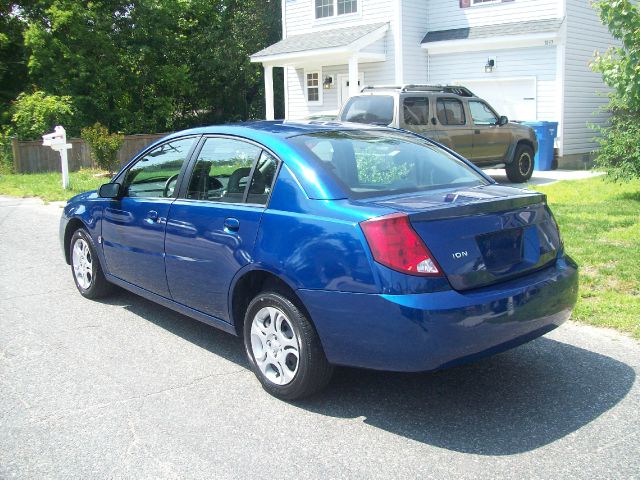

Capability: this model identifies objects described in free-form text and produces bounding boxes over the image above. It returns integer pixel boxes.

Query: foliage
[0,168,108,201]
[11,91,75,140]
[591,0,640,180]
[81,122,124,173]
[0,4,28,126]
[1,0,283,137]
[0,128,14,174]
[535,176,640,339]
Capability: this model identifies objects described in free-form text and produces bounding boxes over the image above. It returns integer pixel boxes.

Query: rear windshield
[341,95,394,125]
[290,130,488,199]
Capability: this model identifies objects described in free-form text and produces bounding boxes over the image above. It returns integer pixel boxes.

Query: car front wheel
[506,144,535,183]
[70,229,112,299]
[244,291,333,400]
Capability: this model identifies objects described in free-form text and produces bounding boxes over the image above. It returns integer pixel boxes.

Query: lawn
[1,170,638,338]
[0,169,109,202]
[535,176,640,338]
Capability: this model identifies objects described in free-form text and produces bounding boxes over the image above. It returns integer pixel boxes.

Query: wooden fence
[11,133,168,174]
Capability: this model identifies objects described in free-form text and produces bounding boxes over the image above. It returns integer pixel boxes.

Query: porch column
[264,64,274,120]
[348,55,360,98]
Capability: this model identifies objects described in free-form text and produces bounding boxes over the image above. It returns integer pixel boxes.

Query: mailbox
[42,126,72,189]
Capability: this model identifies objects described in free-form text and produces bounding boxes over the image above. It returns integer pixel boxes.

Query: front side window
[469,100,498,125]
[306,72,320,102]
[186,137,263,203]
[403,97,429,126]
[124,137,194,198]
[436,98,466,126]
[290,130,487,198]
[315,0,357,19]
[341,95,394,125]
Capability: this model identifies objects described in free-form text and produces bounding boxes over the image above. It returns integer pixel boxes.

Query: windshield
[290,130,488,199]
[341,95,394,125]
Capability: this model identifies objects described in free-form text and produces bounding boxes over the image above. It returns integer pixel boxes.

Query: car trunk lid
[368,185,561,290]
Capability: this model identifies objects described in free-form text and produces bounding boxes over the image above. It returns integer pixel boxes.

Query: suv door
[433,97,474,159]
[399,96,432,135]
[164,136,279,321]
[468,99,512,164]
[101,136,197,297]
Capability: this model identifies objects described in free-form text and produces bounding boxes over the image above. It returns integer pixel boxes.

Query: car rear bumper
[297,255,578,372]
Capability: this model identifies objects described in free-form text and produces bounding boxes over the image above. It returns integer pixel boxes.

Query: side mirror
[431,117,437,125]
[498,115,509,126]
[99,183,122,199]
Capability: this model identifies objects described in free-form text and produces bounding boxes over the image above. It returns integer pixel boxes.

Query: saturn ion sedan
[60,121,578,400]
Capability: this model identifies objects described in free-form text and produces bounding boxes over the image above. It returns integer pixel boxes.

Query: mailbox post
[42,126,72,189]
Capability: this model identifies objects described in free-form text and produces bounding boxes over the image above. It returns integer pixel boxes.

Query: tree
[591,0,640,181]
[0,4,28,126]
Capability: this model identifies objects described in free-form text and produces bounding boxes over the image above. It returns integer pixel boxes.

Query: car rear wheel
[244,291,333,400]
[506,144,535,183]
[70,229,113,299]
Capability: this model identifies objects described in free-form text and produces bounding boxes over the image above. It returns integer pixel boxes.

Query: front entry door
[101,137,196,297]
[164,137,278,321]
[338,73,365,110]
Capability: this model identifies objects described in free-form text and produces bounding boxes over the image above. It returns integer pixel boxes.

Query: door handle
[146,210,159,222]
[224,217,240,232]
[475,129,481,134]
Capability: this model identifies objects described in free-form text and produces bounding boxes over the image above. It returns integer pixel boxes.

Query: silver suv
[337,85,538,183]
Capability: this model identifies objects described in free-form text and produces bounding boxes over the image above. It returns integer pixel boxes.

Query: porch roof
[250,22,388,66]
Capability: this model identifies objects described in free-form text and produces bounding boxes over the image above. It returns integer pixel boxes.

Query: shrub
[81,122,124,173]
[11,91,75,141]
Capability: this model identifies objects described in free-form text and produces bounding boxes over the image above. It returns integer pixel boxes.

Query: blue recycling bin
[522,121,558,171]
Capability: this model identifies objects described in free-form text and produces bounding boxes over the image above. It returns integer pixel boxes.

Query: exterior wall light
[485,58,496,73]
[323,75,334,89]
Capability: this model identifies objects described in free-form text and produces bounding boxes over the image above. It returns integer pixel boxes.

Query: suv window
[436,98,466,126]
[124,137,194,198]
[186,137,262,203]
[341,95,394,125]
[403,97,429,126]
[469,100,498,125]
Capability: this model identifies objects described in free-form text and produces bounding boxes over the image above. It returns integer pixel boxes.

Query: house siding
[562,0,617,156]
[427,46,559,122]
[402,0,429,83]
[427,0,562,32]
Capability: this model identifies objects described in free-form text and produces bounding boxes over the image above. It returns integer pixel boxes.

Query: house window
[306,72,321,103]
[315,0,357,19]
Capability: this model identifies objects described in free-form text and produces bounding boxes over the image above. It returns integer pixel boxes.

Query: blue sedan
[60,122,578,399]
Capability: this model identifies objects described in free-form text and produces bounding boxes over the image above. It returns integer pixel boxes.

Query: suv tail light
[360,213,442,276]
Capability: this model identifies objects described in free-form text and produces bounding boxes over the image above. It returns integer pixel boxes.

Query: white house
[251,0,617,168]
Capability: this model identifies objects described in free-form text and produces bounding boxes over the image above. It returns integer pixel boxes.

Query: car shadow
[100,289,635,456]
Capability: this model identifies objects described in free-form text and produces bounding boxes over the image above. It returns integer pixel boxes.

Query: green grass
[535,176,640,338]
[0,169,109,202]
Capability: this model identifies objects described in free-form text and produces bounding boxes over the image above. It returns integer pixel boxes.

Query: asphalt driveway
[1,196,639,479]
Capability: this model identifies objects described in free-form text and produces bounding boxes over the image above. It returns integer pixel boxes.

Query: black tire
[243,291,333,400]
[506,144,535,183]
[69,229,113,299]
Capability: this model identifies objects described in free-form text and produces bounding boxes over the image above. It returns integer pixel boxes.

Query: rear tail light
[360,213,442,276]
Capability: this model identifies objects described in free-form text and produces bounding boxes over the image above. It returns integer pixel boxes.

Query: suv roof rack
[360,84,476,97]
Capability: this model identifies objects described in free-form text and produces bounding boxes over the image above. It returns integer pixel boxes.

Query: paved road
[1,196,639,479]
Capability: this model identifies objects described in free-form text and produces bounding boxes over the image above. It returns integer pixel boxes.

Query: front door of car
[101,136,197,297]
[432,97,474,159]
[468,99,511,164]
[164,137,279,321]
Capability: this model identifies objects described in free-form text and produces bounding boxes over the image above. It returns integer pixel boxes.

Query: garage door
[456,78,536,122]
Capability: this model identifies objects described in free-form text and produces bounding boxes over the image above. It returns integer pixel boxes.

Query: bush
[81,122,124,173]
[0,128,14,174]
[11,91,75,141]
[593,107,640,182]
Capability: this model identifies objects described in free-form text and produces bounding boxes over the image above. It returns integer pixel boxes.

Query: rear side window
[341,95,394,125]
[186,138,262,203]
[403,97,429,125]
[290,130,487,199]
[436,98,466,125]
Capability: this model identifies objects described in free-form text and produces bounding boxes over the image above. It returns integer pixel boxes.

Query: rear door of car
[101,136,198,297]
[432,96,474,159]
[468,99,511,164]
[163,136,280,321]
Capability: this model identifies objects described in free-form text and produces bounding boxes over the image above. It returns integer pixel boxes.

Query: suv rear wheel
[506,144,534,183]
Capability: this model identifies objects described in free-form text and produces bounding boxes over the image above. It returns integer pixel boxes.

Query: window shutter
[459,0,470,7]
